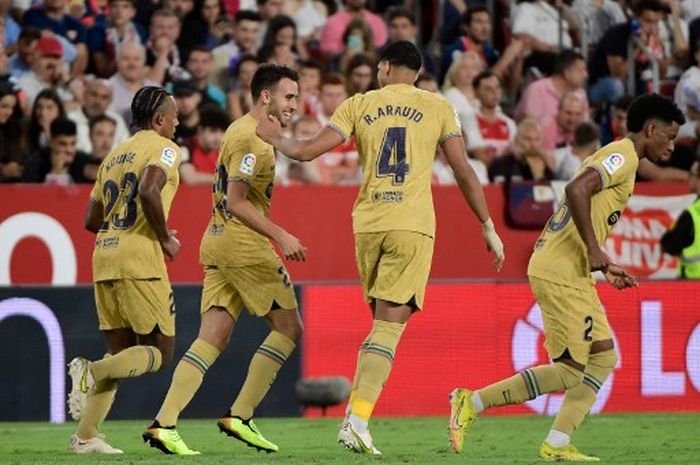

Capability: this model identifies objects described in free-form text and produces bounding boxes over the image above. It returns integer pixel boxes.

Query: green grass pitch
[0,414,697,465]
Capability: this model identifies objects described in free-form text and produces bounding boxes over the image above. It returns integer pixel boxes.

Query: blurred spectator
[199,0,229,49]
[384,6,436,75]
[282,0,326,44]
[88,0,147,78]
[8,27,41,79]
[185,45,227,109]
[344,53,377,95]
[227,53,258,120]
[261,14,304,60]
[145,8,185,84]
[283,116,323,184]
[552,122,600,180]
[256,0,285,46]
[512,0,577,75]
[211,10,261,91]
[489,118,554,183]
[313,73,360,184]
[173,79,203,143]
[22,0,88,75]
[601,95,633,143]
[659,0,689,79]
[415,73,439,93]
[89,114,117,160]
[298,57,322,117]
[18,35,76,107]
[589,0,667,106]
[320,0,387,57]
[0,81,25,182]
[515,50,589,126]
[67,78,130,154]
[335,18,377,72]
[540,92,587,153]
[660,153,700,277]
[108,42,159,126]
[571,0,626,53]
[179,104,229,185]
[443,51,483,130]
[22,118,98,184]
[174,0,209,59]
[26,88,65,153]
[675,40,700,140]
[441,7,524,87]
[0,0,20,50]
[463,71,517,167]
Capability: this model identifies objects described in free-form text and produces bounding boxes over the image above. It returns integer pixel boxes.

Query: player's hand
[255,114,282,144]
[587,247,610,272]
[481,218,505,271]
[277,232,307,262]
[604,263,638,290]
[161,231,180,260]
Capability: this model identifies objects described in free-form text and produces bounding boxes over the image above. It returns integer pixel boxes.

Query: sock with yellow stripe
[156,338,221,426]
[350,320,406,426]
[551,349,617,436]
[477,362,583,410]
[75,354,118,439]
[89,345,161,382]
[230,331,296,419]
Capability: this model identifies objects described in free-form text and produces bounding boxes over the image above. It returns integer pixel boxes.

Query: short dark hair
[150,8,178,24]
[89,114,117,133]
[552,50,584,76]
[298,57,323,72]
[235,9,262,24]
[415,72,437,86]
[50,118,77,138]
[321,72,346,88]
[633,0,666,15]
[627,93,686,133]
[473,70,498,89]
[573,122,600,148]
[199,104,230,131]
[613,95,635,112]
[462,6,489,26]
[19,26,41,44]
[378,40,422,71]
[250,64,299,102]
[187,45,212,59]
[131,86,172,130]
[386,6,416,26]
[234,53,259,78]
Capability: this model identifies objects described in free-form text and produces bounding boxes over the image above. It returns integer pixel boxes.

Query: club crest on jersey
[602,153,625,175]
[160,147,177,167]
[240,153,256,176]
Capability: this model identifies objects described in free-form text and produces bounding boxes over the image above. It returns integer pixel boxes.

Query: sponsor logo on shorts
[602,153,625,175]
[239,153,256,176]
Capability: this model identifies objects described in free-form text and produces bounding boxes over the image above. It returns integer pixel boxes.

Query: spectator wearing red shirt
[179,104,229,185]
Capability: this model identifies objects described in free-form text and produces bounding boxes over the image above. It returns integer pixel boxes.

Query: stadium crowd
[0,0,698,186]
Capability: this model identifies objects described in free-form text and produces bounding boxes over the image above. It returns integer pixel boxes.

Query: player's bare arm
[139,165,180,260]
[84,199,104,234]
[256,117,344,162]
[226,179,307,261]
[441,135,505,270]
[564,168,609,271]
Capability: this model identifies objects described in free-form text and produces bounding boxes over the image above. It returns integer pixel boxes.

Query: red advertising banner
[0,183,690,285]
[302,281,700,416]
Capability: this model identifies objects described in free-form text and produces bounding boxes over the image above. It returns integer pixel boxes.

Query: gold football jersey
[199,113,277,266]
[328,83,462,237]
[90,130,181,281]
[528,138,639,289]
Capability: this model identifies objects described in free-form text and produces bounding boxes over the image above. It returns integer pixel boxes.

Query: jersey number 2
[376,127,409,185]
[100,172,139,231]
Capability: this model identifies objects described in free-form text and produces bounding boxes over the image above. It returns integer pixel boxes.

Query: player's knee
[278,318,303,343]
[554,361,584,389]
[590,348,617,371]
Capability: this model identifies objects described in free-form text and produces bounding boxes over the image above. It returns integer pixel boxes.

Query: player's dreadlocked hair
[130,86,171,131]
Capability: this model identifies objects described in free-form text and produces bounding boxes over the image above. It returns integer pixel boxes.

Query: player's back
[528,138,639,288]
[329,83,462,237]
[91,130,181,282]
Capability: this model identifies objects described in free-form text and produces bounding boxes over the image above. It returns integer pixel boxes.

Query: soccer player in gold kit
[256,41,505,454]
[67,86,182,454]
[143,64,306,455]
[448,94,685,461]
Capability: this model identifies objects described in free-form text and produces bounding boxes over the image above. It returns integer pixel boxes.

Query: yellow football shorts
[529,276,613,366]
[200,254,297,321]
[355,230,434,310]
[94,278,175,336]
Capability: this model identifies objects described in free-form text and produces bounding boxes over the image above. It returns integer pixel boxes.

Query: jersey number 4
[100,172,139,231]
[376,127,409,185]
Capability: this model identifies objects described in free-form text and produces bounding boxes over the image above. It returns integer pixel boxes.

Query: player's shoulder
[590,139,638,166]
[224,113,256,143]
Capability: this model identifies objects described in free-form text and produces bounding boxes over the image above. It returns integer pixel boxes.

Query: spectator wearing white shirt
[211,10,261,92]
[552,122,600,180]
[442,51,483,131]
[108,42,158,127]
[675,42,700,140]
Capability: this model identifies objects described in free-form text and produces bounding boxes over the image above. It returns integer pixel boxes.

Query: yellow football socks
[478,362,583,409]
[89,345,161,382]
[156,338,221,426]
[350,320,406,422]
[230,331,296,419]
[75,378,118,439]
